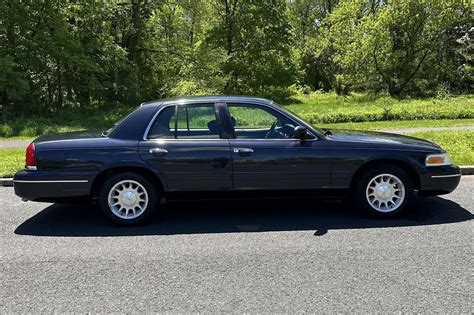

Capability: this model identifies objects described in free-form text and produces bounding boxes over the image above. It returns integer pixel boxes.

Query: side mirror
[293,126,308,140]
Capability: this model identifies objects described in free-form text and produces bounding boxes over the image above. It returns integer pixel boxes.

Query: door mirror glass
[293,126,308,140]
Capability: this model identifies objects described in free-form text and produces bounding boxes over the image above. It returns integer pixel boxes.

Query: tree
[0,0,472,115]
[288,0,339,91]
[149,0,226,96]
[320,0,471,96]
[207,0,296,98]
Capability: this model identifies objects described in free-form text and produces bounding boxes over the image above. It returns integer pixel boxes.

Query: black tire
[98,172,159,225]
[353,164,414,217]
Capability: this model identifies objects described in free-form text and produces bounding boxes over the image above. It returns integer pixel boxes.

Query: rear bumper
[418,165,462,196]
[13,170,92,202]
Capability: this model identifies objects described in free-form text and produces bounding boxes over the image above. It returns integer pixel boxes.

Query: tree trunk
[57,62,63,108]
[225,0,238,56]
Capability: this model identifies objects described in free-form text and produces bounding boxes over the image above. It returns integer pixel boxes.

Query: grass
[405,130,474,166]
[0,136,36,141]
[0,105,132,138]
[0,93,473,139]
[0,148,24,178]
[285,93,474,124]
[322,118,474,131]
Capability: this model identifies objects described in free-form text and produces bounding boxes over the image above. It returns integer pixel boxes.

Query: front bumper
[13,170,92,202]
[418,165,462,196]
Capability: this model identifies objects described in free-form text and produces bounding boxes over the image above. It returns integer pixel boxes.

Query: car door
[224,103,331,190]
[139,103,232,191]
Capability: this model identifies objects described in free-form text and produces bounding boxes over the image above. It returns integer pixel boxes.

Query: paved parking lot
[1,177,473,312]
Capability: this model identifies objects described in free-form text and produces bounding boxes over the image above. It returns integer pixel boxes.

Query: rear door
[139,103,232,191]
[224,103,331,190]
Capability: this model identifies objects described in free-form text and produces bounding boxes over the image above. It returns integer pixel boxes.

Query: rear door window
[147,103,220,139]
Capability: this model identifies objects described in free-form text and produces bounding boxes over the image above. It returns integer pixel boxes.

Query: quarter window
[148,104,220,139]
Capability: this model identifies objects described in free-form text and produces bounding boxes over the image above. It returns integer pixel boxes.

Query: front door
[225,103,331,190]
[139,103,232,191]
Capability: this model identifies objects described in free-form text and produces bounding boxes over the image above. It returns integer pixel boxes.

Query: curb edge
[0,179,13,187]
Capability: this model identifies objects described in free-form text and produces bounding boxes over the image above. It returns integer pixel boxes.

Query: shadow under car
[14,195,473,237]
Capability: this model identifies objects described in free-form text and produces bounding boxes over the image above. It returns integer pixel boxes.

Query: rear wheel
[98,172,158,225]
[353,165,413,217]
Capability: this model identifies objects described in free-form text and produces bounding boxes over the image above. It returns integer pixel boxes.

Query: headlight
[425,153,452,166]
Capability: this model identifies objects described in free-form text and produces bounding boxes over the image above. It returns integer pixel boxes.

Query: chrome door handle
[149,148,168,156]
[233,147,254,154]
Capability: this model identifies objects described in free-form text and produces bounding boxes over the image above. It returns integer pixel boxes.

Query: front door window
[227,104,299,139]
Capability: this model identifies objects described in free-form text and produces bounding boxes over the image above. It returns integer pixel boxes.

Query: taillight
[25,143,36,170]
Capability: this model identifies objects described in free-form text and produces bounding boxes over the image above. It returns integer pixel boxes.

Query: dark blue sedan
[14,96,461,225]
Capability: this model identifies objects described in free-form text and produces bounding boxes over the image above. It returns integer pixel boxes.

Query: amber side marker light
[425,153,452,167]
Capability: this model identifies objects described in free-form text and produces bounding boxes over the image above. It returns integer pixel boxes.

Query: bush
[18,126,40,137]
[261,86,295,103]
[304,111,474,124]
[334,76,349,96]
[0,104,134,138]
[0,124,14,137]
[436,82,451,100]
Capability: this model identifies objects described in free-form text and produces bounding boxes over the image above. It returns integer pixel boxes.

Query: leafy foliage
[0,0,472,115]
[320,0,473,96]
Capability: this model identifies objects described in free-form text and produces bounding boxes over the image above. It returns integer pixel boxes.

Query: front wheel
[98,172,158,225]
[353,165,414,217]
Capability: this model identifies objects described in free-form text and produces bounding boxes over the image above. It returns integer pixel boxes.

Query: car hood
[326,129,441,149]
[34,130,103,143]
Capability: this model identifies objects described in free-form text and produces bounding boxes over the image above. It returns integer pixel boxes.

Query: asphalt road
[1,178,473,312]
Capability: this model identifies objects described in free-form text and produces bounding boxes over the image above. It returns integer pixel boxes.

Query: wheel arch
[90,165,166,198]
[350,158,421,190]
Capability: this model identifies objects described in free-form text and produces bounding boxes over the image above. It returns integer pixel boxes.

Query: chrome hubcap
[366,174,405,213]
[108,180,148,219]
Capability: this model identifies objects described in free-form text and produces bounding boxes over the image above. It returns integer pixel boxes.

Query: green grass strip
[405,130,474,166]
[0,148,24,178]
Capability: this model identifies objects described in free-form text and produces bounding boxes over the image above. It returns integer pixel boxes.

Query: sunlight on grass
[285,93,474,124]
[322,119,474,131]
[406,130,474,165]
[0,148,24,178]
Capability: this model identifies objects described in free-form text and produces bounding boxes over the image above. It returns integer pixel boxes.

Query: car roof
[140,95,273,107]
